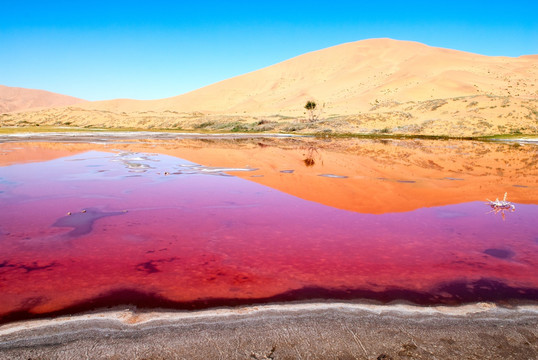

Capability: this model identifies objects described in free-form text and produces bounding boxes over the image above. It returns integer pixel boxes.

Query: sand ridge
[0,85,86,114]
[75,38,538,114]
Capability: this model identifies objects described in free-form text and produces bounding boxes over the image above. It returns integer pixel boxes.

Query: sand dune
[77,38,537,115]
[2,39,537,136]
[0,85,86,114]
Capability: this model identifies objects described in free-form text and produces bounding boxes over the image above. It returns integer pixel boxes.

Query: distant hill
[0,85,86,113]
[2,39,537,136]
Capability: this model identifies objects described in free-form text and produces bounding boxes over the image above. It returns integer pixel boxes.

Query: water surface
[0,135,537,323]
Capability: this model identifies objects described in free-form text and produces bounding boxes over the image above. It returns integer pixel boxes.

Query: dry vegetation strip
[1,96,537,138]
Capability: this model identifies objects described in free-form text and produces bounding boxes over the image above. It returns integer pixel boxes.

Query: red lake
[0,134,537,323]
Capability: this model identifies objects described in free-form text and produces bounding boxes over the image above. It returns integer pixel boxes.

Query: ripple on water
[318,174,348,179]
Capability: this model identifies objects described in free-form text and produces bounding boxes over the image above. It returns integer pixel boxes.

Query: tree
[304,100,317,122]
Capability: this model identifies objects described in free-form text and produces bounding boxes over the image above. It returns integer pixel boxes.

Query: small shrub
[194,121,215,129]
[283,123,307,132]
[379,127,391,134]
[304,101,317,121]
[231,124,250,132]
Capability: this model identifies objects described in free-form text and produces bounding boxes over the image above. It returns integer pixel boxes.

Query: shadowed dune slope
[0,85,86,113]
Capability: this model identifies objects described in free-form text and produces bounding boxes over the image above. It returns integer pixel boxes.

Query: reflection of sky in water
[0,147,537,322]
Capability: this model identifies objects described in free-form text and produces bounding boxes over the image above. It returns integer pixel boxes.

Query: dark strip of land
[1,303,537,359]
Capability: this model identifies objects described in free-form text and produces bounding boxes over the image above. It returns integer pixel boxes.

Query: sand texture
[0,85,86,114]
[1,303,537,360]
[2,39,537,136]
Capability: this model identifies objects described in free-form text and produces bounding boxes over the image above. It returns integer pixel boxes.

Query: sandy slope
[2,39,537,136]
[0,85,86,113]
[78,38,538,114]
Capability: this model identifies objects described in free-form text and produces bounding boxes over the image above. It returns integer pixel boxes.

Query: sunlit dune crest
[80,38,538,114]
[0,85,86,113]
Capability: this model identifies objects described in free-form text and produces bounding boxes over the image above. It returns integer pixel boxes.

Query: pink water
[0,138,537,323]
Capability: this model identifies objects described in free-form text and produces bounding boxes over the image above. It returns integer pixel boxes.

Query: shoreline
[1,127,538,142]
[3,301,538,332]
[1,302,537,359]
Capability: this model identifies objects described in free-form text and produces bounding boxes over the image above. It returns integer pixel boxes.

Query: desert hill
[0,85,86,113]
[2,38,537,136]
[79,38,538,114]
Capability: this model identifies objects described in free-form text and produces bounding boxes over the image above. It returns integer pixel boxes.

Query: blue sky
[1,1,537,101]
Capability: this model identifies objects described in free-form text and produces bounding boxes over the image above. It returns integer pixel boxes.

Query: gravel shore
[1,302,537,359]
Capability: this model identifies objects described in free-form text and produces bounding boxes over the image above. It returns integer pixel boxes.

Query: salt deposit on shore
[1,302,537,359]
